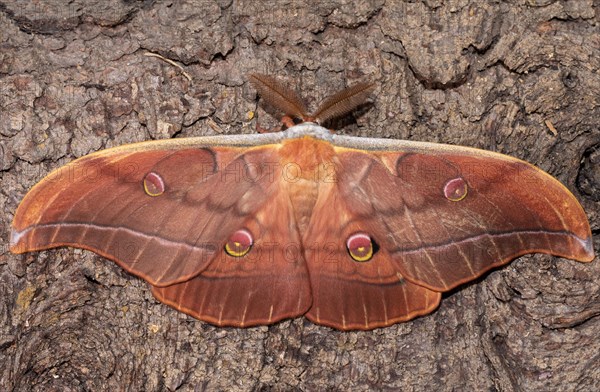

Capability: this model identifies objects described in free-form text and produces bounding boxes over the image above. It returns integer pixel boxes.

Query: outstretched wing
[298,139,592,330]
[328,140,593,292]
[10,138,312,325]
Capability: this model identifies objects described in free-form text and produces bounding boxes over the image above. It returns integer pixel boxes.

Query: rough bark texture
[1,0,599,391]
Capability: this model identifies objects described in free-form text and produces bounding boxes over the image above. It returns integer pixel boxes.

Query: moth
[10,74,594,330]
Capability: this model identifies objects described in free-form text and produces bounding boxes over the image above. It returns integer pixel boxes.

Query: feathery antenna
[312,81,375,124]
[248,73,309,121]
[249,73,375,126]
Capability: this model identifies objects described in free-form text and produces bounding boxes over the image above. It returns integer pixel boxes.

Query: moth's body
[278,134,347,238]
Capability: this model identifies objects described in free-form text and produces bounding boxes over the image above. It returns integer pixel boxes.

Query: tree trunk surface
[0,1,598,391]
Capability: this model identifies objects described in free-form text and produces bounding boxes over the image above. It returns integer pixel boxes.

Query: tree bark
[1,0,598,391]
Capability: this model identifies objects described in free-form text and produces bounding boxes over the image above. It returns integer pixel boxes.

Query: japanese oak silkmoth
[10,74,594,330]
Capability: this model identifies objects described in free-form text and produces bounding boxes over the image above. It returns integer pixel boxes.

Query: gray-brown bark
[1,0,598,391]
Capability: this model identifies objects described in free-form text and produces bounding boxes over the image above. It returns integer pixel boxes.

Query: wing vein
[402,207,449,288]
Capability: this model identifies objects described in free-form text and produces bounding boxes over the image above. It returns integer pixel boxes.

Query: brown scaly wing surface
[151,181,312,327]
[303,179,441,330]
[11,145,241,286]
[10,138,313,326]
[328,142,593,293]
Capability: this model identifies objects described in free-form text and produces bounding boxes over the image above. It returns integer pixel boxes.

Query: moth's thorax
[279,136,336,180]
[279,136,336,234]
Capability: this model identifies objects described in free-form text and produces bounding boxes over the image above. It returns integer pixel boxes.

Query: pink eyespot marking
[143,172,165,196]
[444,177,468,202]
[346,233,374,262]
[225,229,254,257]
